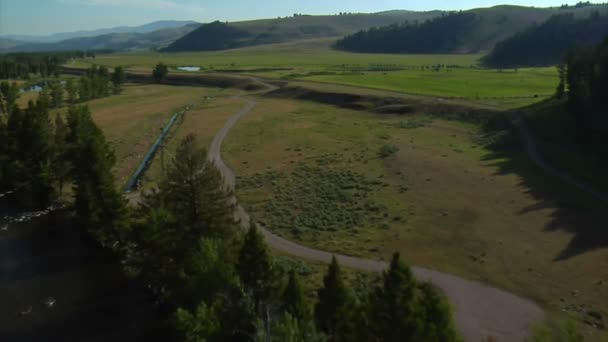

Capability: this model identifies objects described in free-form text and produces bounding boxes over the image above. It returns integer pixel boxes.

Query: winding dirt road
[207,80,544,342]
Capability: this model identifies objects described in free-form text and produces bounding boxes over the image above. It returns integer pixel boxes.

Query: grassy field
[68,41,558,109]
[302,67,556,100]
[223,96,608,333]
[140,88,246,189]
[72,84,214,185]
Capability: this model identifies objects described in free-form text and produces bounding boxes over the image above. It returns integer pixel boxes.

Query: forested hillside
[164,11,443,52]
[334,5,608,54]
[335,12,479,53]
[483,11,608,67]
[562,38,608,143]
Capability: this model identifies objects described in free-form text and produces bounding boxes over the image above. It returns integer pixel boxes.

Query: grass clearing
[80,84,213,185]
[223,96,608,331]
[302,67,556,104]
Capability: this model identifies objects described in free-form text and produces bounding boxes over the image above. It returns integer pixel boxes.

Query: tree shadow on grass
[477,108,607,261]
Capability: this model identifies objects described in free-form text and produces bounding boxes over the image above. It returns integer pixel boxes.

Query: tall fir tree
[237,224,276,311]
[111,66,126,94]
[366,253,422,342]
[315,256,355,341]
[159,133,237,242]
[418,282,460,342]
[282,270,308,321]
[66,105,128,245]
[7,98,55,207]
[65,78,78,103]
[49,80,64,108]
[53,114,70,196]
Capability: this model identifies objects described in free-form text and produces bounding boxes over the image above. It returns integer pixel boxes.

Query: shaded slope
[483,11,608,67]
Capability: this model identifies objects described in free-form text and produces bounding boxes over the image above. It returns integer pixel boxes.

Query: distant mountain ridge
[2,20,197,44]
[1,24,200,53]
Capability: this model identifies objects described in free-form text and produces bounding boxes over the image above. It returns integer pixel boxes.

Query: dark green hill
[334,5,608,54]
[483,11,608,67]
[163,11,443,52]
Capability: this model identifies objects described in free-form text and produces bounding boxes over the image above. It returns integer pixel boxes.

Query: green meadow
[71,40,558,109]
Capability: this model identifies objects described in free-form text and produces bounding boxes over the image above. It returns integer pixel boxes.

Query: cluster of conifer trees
[0,84,125,220]
[0,51,102,79]
[334,12,478,54]
[483,11,608,68]
[558,38,608,147]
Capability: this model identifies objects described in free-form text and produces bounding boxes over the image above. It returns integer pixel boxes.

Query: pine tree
[66,105,128,244]
[153,62,169,82]
[418,282,460,342]
[314,256,354,341]
[159,133,237,242]
[49,81,64,108]
[78,77,91,101]
[53,114,70,196]
[111,66,126,94]
[366,252,422,342]
[65,78,78,103]
[237,224,275,310]
[0,81,19,114]
[282,270,308,321]
[0,114,8,190]
[556,63,566,99]
[7,98,55,207]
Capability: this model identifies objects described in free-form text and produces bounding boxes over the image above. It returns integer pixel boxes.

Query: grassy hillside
[336,4,608,54]
[164,11,443,52]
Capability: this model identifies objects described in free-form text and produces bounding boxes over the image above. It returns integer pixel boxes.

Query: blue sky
[0,0,602,36]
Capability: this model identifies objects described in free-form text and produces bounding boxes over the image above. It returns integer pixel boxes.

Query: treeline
[559,1,606,9]
[559,38,608,146]
[0,65,125,207]
[334,12,478,53]
[0,95,120,217]
[0,50,103,79]
[483,11,608,68]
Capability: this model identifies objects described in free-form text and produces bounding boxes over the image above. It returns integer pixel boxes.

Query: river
[0,195,162,341]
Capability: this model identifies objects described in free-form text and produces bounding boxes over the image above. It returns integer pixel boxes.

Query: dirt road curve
[207,79,544,342]
[511,113,608,203]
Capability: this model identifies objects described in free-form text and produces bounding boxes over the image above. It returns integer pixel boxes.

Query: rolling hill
[335,4,608,54]
[163,11,444,52]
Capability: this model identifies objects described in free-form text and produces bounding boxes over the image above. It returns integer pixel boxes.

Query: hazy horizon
[1,0,605,37]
